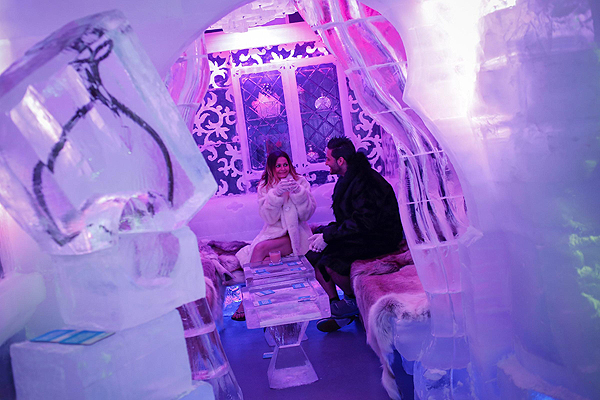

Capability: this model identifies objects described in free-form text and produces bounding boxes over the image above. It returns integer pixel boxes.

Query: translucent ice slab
[10,310,194,400]
[267,321,317,389]
[52,226,206,331]
[0,10,217,255]
[242,276,330,329]
[243,256,315,287]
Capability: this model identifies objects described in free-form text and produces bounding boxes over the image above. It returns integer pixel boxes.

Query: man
[306,137,404,332]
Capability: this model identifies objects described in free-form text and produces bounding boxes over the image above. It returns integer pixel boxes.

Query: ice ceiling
[0,1,598,400]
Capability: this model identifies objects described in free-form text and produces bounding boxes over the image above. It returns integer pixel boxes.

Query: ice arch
[0,1,597,400]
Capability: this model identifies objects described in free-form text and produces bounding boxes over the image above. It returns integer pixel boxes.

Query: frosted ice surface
[53,226,206,331]
[242,276,330,329]
[0,272,45,346]
[10,310,194,400]
[0,10,217,255]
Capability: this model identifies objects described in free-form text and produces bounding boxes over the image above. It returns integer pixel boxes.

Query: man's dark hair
[327,137,356,163]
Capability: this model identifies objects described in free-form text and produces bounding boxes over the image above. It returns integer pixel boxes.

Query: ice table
[242,256,330,389]
[242,255,315,287]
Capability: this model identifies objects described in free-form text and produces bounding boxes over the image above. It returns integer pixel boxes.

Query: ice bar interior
[0,0,598,399]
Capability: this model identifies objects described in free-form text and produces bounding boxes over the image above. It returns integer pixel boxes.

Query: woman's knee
[251,242,268,260]
[254,240,270,254]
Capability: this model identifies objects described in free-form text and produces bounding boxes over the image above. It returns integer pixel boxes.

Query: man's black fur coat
[311,152,404,277]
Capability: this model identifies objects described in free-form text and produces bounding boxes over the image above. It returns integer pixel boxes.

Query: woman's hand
[274,180,288,196]
[286,179,301,193]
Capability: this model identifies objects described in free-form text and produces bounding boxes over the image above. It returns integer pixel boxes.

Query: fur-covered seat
[350,245,430,400]
[196,239,248,323]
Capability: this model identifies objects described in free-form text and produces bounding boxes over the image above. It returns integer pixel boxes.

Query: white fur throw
[197,239,248,323]
[351,249,430,400]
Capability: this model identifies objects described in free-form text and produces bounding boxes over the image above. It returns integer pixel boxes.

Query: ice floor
[219,303,401,400]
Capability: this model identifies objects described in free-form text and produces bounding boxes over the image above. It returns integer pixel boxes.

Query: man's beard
[329,164,341,175]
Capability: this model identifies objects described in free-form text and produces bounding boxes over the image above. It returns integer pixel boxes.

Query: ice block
[0,10,217,256]
[10,310,195,400]
[242,276,330,329]
[177,298,243,400]
[53,226,206,331]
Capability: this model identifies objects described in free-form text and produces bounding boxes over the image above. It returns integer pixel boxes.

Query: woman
[233,150,316,320]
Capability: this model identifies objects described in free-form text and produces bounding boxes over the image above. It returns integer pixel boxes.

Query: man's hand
[308,233,327,252]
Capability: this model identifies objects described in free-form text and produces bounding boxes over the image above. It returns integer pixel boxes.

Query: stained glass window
[295,63,344,163]
[240,70,291,170]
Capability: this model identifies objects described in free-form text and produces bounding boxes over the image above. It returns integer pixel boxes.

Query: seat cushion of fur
[350,248,429,400]
[197,239,248,322]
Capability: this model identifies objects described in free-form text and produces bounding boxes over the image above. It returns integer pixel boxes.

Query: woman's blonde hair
[261,150,299,188]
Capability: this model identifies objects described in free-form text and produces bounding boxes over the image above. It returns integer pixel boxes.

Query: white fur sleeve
[257,183,285,225]
[289,177,316,222]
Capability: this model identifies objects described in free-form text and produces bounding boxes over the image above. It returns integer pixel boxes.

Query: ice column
[0,10,220,399]
[178,298,243,400]
[362,0,600,399]
[294,0,472,398]
[165,35,210,133]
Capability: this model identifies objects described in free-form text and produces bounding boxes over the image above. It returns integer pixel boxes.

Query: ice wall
[0,0,251,78]
[362,0,600,399]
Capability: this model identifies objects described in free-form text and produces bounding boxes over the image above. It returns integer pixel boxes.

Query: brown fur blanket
[351,248,430,400]
[197,239,248,323]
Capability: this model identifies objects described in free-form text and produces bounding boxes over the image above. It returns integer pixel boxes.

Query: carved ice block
[53,226,205,331]
[10,310,194,400]
[0,10,217,256]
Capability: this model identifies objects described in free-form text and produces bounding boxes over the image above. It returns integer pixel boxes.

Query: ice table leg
[264,327,308,347]
[266,321,317,389]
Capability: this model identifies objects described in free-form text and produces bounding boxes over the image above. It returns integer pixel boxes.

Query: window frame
[231,54,353,186]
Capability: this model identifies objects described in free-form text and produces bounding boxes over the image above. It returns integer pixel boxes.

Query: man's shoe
[316,316,354,332]
[331,297,359,318]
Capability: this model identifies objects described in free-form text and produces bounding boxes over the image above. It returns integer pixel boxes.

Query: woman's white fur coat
[236,175,316,265]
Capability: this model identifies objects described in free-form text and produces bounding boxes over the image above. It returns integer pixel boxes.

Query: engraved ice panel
[0,10,217,255]
[53,226,205,331]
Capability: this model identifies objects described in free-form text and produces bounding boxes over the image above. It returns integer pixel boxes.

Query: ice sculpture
[11,310,196,400]
[0,10,217,256]
[208,0,297,32]
[0,10,223,400]
[294,0,471,398]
